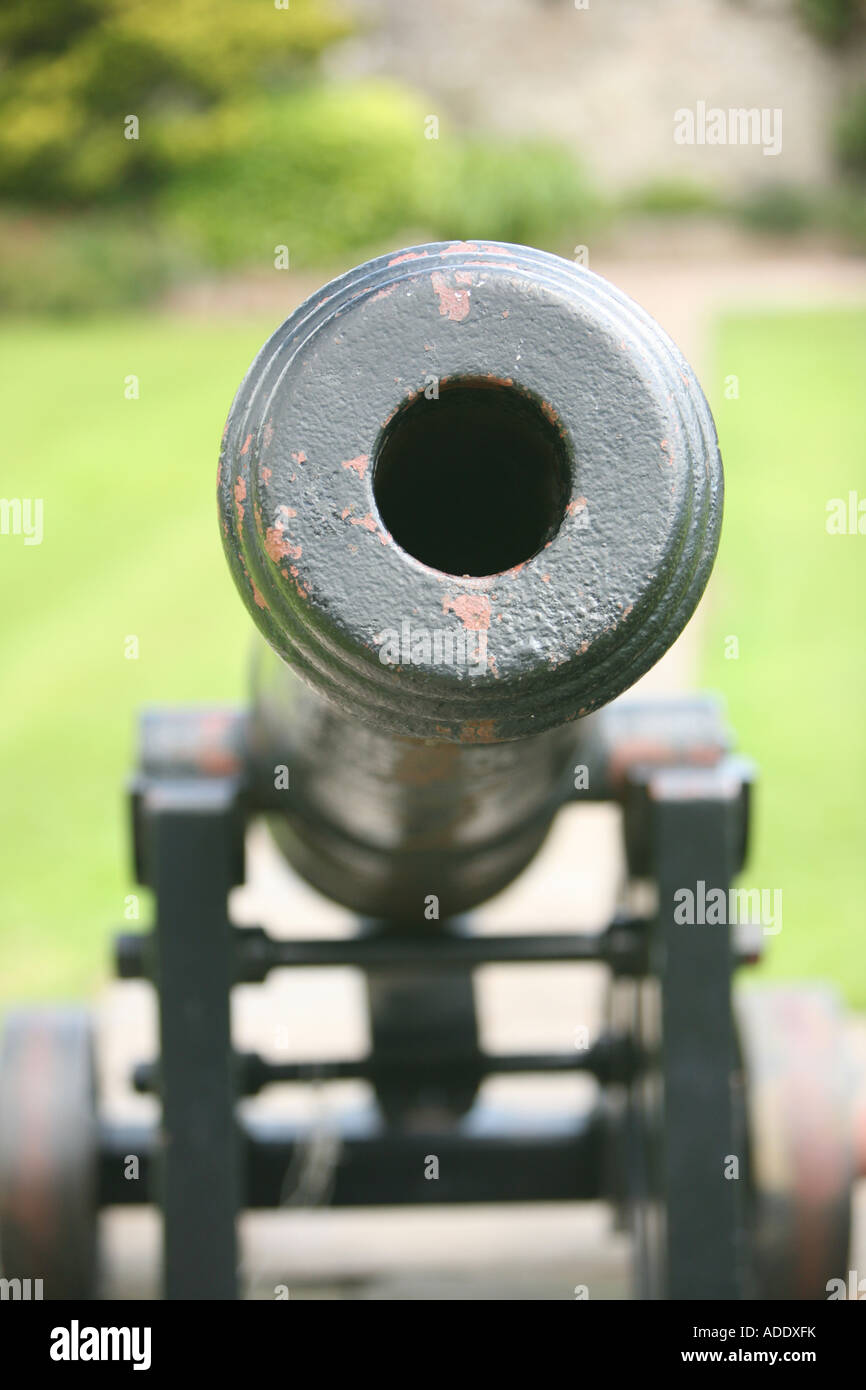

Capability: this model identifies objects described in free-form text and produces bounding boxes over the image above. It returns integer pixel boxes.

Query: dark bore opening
[372,378,571,577]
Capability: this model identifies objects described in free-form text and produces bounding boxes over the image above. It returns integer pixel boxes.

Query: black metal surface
[0,1008,99,1299]
[131,1035,636,1096]
[236,921,646,975]
[622,760,749,1300]
[220,241,722,739]
[218,241,723,917]
[364,919,483,1121]
[114,918,648,981]
[139,777,243,1300]
[98,1109,605,1209]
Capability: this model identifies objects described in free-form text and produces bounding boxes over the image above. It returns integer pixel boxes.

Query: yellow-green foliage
[0,3,602,309]
[156,85,600,267]
[0,0,352,201]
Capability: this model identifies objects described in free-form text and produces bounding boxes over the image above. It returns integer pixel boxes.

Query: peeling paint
[342,454,369,479]
[460,718,497,743]
[240,433,252,456]
[265,529,302,563]
[431,271,471,322]
[443,593,492,630]
[234,476,246,521]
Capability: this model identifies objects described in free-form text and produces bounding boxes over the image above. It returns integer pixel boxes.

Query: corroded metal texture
[218,241,723,917]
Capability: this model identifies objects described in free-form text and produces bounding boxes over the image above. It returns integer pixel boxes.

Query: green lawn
[705,309,866,1006]
[0,313,275,1001]
[0,307,864,1008]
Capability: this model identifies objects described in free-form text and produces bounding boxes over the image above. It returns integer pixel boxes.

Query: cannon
[0,242,860,1300]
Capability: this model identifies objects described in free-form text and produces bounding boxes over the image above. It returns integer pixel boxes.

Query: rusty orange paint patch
[460,718,497,743]
[240,433,252,456]
[431,271,471,322]
[234,476,246,521]
[263,420,274,449]
[265,529,301,562]
[264,502,302,563]
[566,497,588,517]
[261,466,272,485]
[344,510,389,545]
[291,450,307,464]
[389,251,428,265]
[342,454,369,479]
[442,593,492,630]
[252,581,267,609]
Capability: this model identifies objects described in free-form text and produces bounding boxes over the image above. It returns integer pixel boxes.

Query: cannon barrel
[218,242,722,919]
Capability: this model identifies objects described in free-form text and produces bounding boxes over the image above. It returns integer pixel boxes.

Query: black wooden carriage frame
[107,692,755,1300]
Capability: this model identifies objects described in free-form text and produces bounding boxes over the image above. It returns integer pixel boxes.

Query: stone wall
[330,0,865,193]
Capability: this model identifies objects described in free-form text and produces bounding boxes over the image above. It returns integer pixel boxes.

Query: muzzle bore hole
[373,378,571,577]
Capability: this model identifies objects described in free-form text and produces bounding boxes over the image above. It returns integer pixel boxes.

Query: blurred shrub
[737,184,815,234]
[155,83,434,267]
[428,137,604,249]
[620,179,723,217]
[823,187,866,248]
[836,84,866,179]
[0,0,352,202]
[156,85,602,267]
[0,72,602,313]
[796,0,865,44]
[0,210,193,314]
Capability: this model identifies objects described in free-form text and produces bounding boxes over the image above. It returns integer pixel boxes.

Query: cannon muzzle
[218,241,722,918]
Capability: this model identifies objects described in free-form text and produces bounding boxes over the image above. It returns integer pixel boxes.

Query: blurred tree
[0,0,352,202]
[796,0,866,45]
[836,84,866,178]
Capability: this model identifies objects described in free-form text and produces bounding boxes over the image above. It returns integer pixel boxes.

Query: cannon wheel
[0,1008,100,1299]
[737,986,854,1300]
